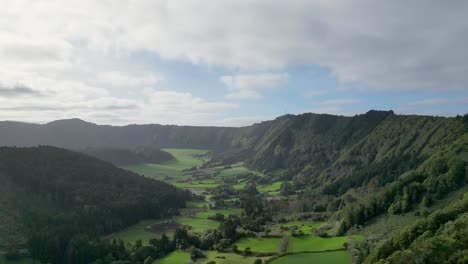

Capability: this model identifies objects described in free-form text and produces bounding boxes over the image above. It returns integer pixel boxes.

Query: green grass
[174,181,220,189]
[198,251,267,264]
[287,236,349,252]
[0,256,34,264]
[175,217,219,233]
[235,237,282,253]
[194,209,242,219]
[154,251,191,264]
[232,182,247,190]
[258,182,282,193]
[125,148,209,179]
[270,251,351,264]
[106,219,162,246]
[218,167,250,177]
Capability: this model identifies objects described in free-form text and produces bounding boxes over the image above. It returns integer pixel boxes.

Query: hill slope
[81,147,175,166]
[0,119,238,150]
[0,146,188,262]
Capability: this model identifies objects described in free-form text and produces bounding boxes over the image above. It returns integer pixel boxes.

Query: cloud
[0,84,40,97]
[221,73,288,99]
[141,91,239,125]
[1,0,467,125]
[96,71,162,89]
[4,0,466,92]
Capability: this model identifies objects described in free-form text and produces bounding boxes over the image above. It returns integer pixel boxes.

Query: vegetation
[81,147,175,166]
[1,111,467,264]
[0,146,188,264]
[270,251,351,264]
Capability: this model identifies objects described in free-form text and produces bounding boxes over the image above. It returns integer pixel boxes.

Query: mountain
[0,146,188,262]
[81,147,175,166]
[0,118,238,150]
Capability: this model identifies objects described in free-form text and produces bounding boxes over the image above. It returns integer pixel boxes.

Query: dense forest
[0,147,189,263]
[81,147,175,166]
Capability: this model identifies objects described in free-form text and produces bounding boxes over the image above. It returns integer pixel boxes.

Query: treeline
[0,146,189,263]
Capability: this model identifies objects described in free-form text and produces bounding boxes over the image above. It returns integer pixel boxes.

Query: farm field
[175,217,220,233]
[234,237,282,253]
[125,148,209,180]
[287,236,350,252]
[196,251,267,264]
[218,166,250,177]
[194,208,242,219]
[270,251,351,264]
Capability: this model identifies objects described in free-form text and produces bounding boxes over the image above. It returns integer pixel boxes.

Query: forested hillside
[0,147,189,263]
[0,119,238,150]
[81,147,175,166]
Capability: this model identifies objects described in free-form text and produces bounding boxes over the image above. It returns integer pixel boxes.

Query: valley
[105,148,367,264]
[0,112,467,264]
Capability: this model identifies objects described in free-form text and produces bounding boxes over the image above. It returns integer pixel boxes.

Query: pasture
[197,251,267,264]
[234,237,282,253]
[287,236,349,252]
[270,251,351,264]
[175,217,219,233]
[125,148,209,180]
[194,208,242,219]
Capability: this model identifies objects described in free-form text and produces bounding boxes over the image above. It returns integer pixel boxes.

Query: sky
[1,0,468,126]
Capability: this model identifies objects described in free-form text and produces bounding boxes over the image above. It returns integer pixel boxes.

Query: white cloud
[96,71,161,89]
[1,0,467,125]
[4,0,466,92]
[141,91,239,125]
[221,73,288,99]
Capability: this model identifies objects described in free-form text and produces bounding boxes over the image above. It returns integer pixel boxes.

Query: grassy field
[270,251,351,264]
[154,251,191,264]
[125,149,209,180]
[174,181,220,189]
[234,237,282,253]
[197,251,267,264]
[218,166,250,177]
[175,217,219,233]
[287,236,349,252]
[194,208,242,219]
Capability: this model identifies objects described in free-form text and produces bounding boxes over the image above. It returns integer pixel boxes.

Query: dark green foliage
[363,192,468,263]
[0,146,188,263]
[81,146,175,166]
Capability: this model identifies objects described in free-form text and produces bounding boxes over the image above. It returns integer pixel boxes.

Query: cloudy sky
[1,0,467,126]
